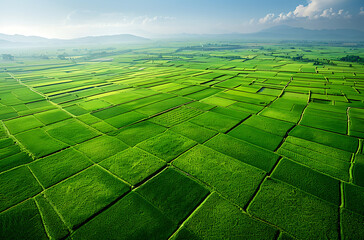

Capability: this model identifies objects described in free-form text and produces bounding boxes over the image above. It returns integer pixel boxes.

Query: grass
[100,147,166,185]
[289,125,358,153]
[353,154,364,187]
[148,106,203,127]
[136,131,197,162]
[4,115,43,134]
[75,135,129,162]
[271,158,340,205]
[242,115,294,137]
[15,128,69,158]
[340,208,364,240]
[0,42,363,239]
[248,178,339,240]
[170,121,217,143]
[0,166,42,212]
[205,134,279,172]
[104,111,147,128]
[34,109,72,125]
[343,182,364,216]
[136,168,209,223]
[44,118,100,145]
[228,124,283,151]
[277,141,350,181]
[29,148,92,188]
[182,193,278,239]
[71,192,176,240]
[44,165,130,229]
[190,111,241,132]
[173,144,266,207]
[0,199,48,240]
[35,194,69,240]
[115,121,166,146]
[0,152,33,173]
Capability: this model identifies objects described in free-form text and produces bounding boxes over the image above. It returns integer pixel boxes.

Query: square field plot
[136,168,209,224]
[277,136,352,181]
[228,124,283,151]
[104,111,146,128]
[170,121,217,143]
[34,109,72,125]
[75,135,129,163]
[148,106,203,127]
[190,111,241,133]
[115,121,166,146]
[29,148,92,188]
[289,125,358,153]
[0,199,48,240]
[271,158,340,205]
[173,145,266,207]
[242,115,294,137]
[15,128,68,158]
[100,147,166,186]
[180,193,278,239]
[136,131,197,162]
[71,192,176,240]
[0,166,42,212]
[248,178,339,240]
[0,152,33,173]
[4,115,43,134]
[44,118,100,145]
[44,165,130,229]
[205,134,279,172]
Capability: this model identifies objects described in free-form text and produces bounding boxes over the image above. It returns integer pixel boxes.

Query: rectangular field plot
[44,118,100,145]
[4,115,43,134]
[0,199,48,240]
[100,147,166,185]
[44,165,130,229]
[173,145,265,207]
[205,134,280,172]
[104,111,146,128]
[190,111,241,133]
[115,121,166,146]
[15,128,69,158]
[148,106,203,127]
[0,166,42,212]
[75,135,129,163]
[248,178,339,240]
[71,192,176,240]
[136,168,209,223]
[136,131,197,162]
[181,193,278,239]
[228,124,283,151]
[29,148,92,188]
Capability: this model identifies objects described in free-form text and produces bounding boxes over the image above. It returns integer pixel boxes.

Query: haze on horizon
[0,0,363,39]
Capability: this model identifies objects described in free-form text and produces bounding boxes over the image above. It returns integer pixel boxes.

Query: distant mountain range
[246,25,364,41]
[0,25,363,48]
[0,33,150,47]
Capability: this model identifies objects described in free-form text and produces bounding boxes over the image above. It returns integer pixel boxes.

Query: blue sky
[0,0,363,38]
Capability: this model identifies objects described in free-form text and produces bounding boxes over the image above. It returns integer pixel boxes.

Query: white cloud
[258,13,275,24]
[360,7,364,15]
[253,0,352,25]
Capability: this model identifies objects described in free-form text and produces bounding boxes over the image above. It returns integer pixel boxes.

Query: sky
[0,0,363,38]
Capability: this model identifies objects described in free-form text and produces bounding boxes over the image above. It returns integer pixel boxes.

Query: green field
[1,41,364,240]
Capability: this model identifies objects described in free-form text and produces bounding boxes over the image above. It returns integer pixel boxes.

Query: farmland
[0,42,364,239]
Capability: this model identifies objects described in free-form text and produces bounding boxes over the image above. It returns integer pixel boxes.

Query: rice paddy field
[1,42,364,239]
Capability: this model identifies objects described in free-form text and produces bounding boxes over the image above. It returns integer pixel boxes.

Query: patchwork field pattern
[0,43,364,239]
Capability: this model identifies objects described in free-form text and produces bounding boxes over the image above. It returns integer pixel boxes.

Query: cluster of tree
[176,44,244,52]
[1,54,14,61]
[339,55,364,63]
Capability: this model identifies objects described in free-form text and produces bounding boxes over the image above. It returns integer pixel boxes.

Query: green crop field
[0,41,364,240]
